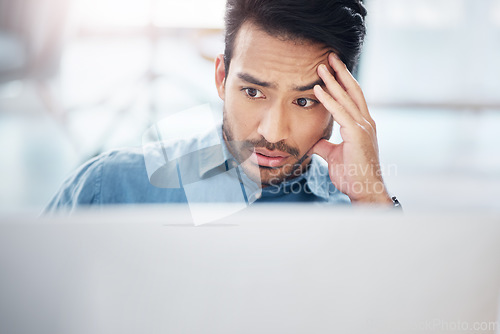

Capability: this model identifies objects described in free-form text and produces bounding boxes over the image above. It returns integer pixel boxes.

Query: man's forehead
[230,22,333,84]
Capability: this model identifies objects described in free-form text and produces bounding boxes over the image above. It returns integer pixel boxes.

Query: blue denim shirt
[44,124,350,213]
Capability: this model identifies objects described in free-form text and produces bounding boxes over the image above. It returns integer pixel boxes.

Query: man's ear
[215,54,226,100]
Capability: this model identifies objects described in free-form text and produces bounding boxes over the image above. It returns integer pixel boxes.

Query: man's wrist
[351,193,403,210]
[350,192,393,205]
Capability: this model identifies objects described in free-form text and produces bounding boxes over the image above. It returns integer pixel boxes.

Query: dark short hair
[223,0,367,75]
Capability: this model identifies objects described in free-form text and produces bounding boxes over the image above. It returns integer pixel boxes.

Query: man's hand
[311,53,392,205]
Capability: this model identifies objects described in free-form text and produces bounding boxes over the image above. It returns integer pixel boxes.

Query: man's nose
[257,101,290,144]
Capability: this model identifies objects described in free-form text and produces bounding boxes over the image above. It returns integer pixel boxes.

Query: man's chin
[239,159,307,188]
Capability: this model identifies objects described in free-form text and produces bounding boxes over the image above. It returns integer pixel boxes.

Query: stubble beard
[222,105,333,187]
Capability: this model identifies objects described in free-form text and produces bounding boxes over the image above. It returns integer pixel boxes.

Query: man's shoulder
[97,147,147,173]
[95,147,185,203]
[44,147,186,212]
[76,147,150,187]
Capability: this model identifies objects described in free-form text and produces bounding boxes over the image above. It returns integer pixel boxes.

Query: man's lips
[254,148,289,158]
[252,148,290,168]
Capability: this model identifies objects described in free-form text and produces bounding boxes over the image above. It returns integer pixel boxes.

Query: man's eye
[243,88,264,99]
[295,98,317,108]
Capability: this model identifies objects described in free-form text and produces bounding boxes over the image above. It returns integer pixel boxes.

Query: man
[45,0,399,212]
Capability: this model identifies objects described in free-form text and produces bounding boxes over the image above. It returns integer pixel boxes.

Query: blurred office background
[0,0,499,213]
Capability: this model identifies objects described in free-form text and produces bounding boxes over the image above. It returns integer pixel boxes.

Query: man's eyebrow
[237,72,276,88]
[237,72,324,92]
[293,78,325,92]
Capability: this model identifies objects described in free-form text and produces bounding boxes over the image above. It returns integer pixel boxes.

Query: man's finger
[317,64,363,124]
[328,53,375,127]
[314,85,356,129]
[310,138,338,161]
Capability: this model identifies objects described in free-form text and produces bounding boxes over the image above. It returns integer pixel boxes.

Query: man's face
[215,22,334,186]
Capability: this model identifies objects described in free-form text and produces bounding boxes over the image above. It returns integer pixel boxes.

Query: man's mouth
[252,148,290,168]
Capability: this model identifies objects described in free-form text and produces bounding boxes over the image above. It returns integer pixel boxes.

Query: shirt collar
[197,124,234,177]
